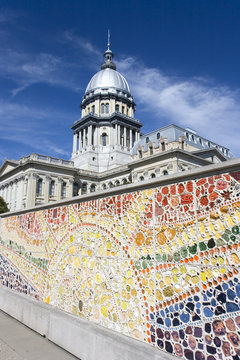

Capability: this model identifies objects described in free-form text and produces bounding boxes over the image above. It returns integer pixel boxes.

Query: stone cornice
[71,112,142,131]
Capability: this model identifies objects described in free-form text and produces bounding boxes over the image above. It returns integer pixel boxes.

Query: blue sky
[1,0,240,165]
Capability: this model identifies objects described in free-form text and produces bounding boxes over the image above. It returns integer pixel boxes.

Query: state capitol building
[0,41,233,212]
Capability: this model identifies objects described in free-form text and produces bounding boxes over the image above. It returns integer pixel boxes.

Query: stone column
[67,179,74,198]
[16,178,22,210]
[117,125,121,145]
[26,173,37,208]
[6,186,9,205]
[93,126,97,146]
[124,127,127,147]
[44,175,51,204]
[114,124,117,146]
[88,125,92,146]
[96,126,100,146]
[83,128,86,148]
[78,131,81,151]
[73,133,78,153]
[95,99,100,115]
[11,181,16,211]
[130,129,132,148]
[56,177,63,201]
[3,186,7,201]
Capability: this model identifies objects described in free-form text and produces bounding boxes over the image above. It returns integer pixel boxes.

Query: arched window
[122,178,127,184]
[140,176,144,181]
[146,137,149,143]
[61,182,67,198]
[82,183,87,194]
[49,180,55,196]
[149,146,153,155]
[109,182,114,188]
[36,179,42,195]
[115,104,119,112]
[163,170,168,176]
[191,134,195,141]
[92,105,95,114]
[102,133,108,146]
[161,142,165,151]
[105,103,109,114]
[115,180,120,186]
[186,132,189,139]
[122,106,125,114]
[151,173,156,178]
[101,103,104,114]
[199,138,202,145]
[102,184,106,190]
[90,184,96,192]
[157,132,160,139]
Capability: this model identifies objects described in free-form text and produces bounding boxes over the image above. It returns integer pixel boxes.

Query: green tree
[0,197,9,214]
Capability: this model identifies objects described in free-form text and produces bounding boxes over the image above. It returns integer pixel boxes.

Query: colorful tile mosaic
[1,171,240,359]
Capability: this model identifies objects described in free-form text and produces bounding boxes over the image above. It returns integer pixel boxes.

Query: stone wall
[1,161,240,360]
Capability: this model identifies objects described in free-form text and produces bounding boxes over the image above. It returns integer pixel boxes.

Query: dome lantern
[101,30,116,70]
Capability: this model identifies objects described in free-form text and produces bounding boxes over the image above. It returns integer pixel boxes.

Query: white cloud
[0,101,71,157]
[63,31,102,58]
[0,9,18,23]
[0,48,78,95]
[117,57,240,156]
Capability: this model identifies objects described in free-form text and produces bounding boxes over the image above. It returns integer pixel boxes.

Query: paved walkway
[0,310,80,360]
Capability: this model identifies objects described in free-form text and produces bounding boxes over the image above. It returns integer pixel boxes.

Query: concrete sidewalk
[0,310,79,360]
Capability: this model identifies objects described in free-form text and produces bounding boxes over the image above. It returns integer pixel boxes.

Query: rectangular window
[49,180,55,196]
[36,179,42,195]
[139,150,142,159]
[61,182,66,198]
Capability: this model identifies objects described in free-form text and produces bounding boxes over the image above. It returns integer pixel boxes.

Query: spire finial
[107,29,110,50]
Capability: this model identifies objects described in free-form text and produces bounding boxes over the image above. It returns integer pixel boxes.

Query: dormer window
[146,137,149,143]
[139,150,142,159]
[157,132,160,139]
[161,142,165,151]
[149,146,153,155]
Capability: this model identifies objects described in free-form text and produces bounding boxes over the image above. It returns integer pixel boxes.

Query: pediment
[0,160,19,177]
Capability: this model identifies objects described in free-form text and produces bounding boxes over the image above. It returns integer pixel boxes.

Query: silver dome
[85,68,130,94]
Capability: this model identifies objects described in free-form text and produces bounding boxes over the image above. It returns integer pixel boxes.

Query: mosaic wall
[1,170,240,359]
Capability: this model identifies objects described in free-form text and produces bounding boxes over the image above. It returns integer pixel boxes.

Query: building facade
[0,42,233,212]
